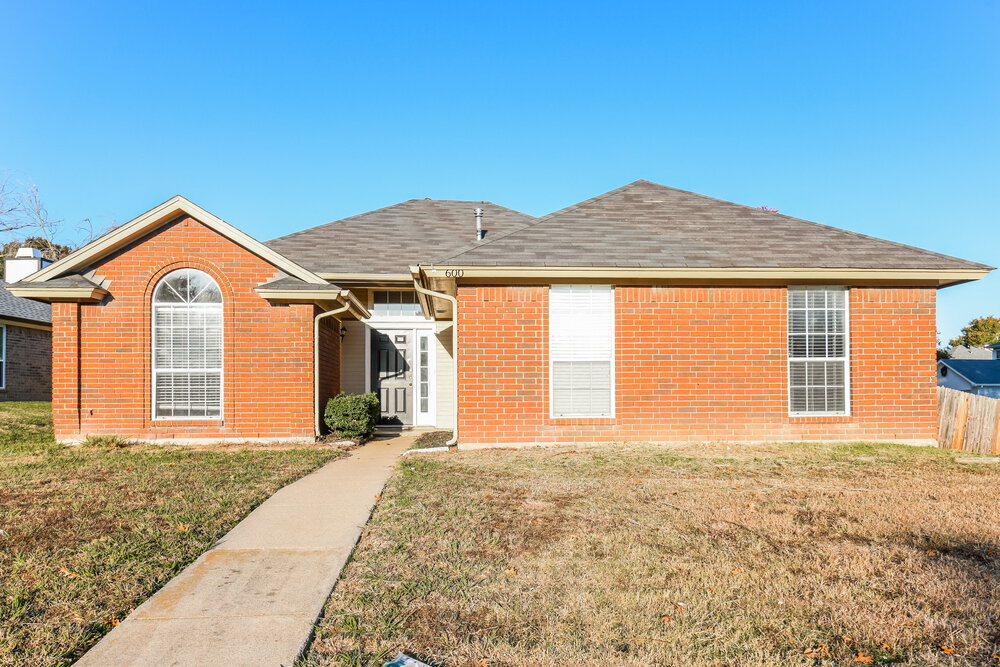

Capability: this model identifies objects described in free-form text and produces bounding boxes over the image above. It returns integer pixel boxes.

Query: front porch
[338,289,455,430]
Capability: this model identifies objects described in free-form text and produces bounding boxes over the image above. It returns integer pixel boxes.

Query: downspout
[411,271,459,447]
[314,301,352,438]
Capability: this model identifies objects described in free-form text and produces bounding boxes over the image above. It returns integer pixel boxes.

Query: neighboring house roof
[939,360,1000,386]
[265,199,535,276]
[0,281,52,324]
[947,345,996,360]
[435,180,993,272]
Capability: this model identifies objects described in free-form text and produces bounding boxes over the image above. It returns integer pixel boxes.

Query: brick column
[51,302,81,441]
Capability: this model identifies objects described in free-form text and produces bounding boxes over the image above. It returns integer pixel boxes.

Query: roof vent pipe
[474,207,484,241]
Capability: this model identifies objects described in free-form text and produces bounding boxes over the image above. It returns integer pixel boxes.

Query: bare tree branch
[0,174,29,235]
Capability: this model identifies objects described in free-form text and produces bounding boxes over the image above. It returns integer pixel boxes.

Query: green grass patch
[0,402,342,666]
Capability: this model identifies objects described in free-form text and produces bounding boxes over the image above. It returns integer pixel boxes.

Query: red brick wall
[51,216,334,442]
[457,284,937,446]
[0,323,52,402]
[317,314,342,433]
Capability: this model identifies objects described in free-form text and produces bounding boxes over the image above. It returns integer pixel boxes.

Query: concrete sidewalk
[77,435,414,667]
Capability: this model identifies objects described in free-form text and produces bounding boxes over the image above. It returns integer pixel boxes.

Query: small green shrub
[80,434,132,449]
[324,393,380,440]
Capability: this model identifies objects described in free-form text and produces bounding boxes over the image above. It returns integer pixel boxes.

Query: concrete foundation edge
[456,438,940,451]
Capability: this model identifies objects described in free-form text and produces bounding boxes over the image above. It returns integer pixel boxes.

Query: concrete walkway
[77,435,414,667]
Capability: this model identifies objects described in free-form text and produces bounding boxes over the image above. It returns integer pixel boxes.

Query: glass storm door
[371,330,412,425]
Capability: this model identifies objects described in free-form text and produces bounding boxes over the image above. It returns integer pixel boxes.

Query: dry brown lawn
[305,441,1000,666]
[0,402,343,666]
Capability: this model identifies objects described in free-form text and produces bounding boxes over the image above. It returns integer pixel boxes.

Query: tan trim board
[0,318,52,331]
[417,265,990,286]
[255,289,345,300]
[26,196,327,286]
[6,286,108,302]
[254,288,372,319]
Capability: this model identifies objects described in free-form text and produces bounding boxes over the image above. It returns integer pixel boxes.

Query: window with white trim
[550,285,615,417]
[788,287,849,415]
[0,325,6,390]
[152,269,223,419]
[371,290,422,318]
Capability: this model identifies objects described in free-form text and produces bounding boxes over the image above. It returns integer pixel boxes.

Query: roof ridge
[431,180,649,264]
[266,198,533,245]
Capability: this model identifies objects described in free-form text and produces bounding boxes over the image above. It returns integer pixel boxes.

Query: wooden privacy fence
[938,386,1000,453]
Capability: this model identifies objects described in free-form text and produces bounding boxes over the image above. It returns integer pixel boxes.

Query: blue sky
[2,0,997,341]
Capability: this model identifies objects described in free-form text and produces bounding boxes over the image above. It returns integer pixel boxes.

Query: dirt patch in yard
[305,442,1000,666]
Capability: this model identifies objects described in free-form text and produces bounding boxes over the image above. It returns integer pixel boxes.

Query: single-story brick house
[0,278,52,402]
[8,180,992,446]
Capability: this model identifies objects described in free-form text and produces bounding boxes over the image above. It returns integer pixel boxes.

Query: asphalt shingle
[435,180,991,270]
[0,281,52,324]
[265,199,534,275]
[942,360,1000,386]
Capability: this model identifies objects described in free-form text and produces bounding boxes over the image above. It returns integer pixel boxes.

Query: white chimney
[4,248,51,283]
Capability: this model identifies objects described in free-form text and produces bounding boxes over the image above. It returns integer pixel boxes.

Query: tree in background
[948,316,1000,348]
[1,237,73,262]
[0,175,79,279]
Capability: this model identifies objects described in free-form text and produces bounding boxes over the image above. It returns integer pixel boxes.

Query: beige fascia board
[316,272,413,283]
[254,288,372,319]
[417,265,990,286]
[6,286,108,302]
[341,290,372,319]
[27,196,327,286]
[0,318,52,331]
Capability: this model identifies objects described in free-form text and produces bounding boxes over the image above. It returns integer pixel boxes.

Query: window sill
[150,418,224,425]
[547,417,616,426]
[788,413,852,422]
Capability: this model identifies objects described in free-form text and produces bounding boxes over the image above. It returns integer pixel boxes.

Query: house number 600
[444,269,464,278]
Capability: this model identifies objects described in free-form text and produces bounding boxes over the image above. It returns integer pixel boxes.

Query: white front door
[366,324,436,427]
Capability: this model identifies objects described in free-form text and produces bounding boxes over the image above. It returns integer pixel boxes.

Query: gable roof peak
[25,195,327,286]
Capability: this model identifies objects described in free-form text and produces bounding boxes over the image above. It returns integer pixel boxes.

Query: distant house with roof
[945,345,996,360]
[0,249,53,401]
[938,356,1000,399]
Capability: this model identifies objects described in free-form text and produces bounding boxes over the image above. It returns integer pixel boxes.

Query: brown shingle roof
[0,281,51,324]
[265,199,534,275]
[435,180,992,270]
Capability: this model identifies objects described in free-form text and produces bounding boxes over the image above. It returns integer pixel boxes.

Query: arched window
[152,269,223,419]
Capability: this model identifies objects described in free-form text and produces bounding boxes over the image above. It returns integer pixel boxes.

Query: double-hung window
[550,285,615,417]
[788,287,849,415]
[152,269,223,419]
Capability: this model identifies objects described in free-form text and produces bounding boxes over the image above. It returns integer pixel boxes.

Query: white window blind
[152,269,223,419]
[788,287,849,415]
[550,285,614,417]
